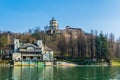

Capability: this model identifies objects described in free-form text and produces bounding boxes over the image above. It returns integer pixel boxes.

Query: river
[0,66,120,80]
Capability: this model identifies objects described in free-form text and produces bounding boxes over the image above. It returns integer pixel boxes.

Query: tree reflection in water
[0,66,120,80]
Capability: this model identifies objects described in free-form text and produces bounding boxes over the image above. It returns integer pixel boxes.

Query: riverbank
[0,60,12,67]
[57,62,78,66]
[111,60,120,66]
[13,61,78,67]
[0,60,11,64]
[60,59,110,66]
[1,60,120,67]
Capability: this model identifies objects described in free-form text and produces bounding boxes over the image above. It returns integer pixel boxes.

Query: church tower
[49,17,58,34]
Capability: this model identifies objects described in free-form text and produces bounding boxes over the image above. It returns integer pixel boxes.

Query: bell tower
[49,17,58,34]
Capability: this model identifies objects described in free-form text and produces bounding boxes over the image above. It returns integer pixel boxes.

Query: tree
[86,30,96,60]
[0,35,8,57]
[115,38,120,58]
[95,33,109,62]
[108,33,115,59]
[77,31,87,60]
[57,35,67,59]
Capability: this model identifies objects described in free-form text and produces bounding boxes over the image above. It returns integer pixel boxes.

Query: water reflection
[0,66,13,80]
[0,66,120,80]
[13,66,54,80]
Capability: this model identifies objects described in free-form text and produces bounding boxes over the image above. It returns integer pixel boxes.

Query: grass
[111,60,120,66]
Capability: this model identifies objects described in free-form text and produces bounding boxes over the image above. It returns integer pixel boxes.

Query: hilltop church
[46,17,83,39]
[45,17,59,35]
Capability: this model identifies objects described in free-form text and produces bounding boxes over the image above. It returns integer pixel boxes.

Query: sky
[0,0,120,39]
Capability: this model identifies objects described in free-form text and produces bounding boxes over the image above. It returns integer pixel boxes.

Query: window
[27,46,34,50]
[30,57,33,59]
[23,56,26,59]
[38,57,40,59]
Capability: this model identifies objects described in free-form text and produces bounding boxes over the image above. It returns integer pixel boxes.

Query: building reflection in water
[12,66,54,80]
[1,66,120,80]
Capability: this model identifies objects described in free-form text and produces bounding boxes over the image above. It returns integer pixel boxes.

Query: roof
[44,46,52,51]
[51,17,56,21]
[19,43,40,49]
[68,28,81,31]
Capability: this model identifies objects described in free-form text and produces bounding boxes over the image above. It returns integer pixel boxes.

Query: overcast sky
[0,0,120,39]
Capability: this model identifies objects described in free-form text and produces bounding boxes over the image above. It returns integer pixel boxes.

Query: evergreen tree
[95,33,109,62]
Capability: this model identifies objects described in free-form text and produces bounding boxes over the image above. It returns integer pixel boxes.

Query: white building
[12,39,54,62]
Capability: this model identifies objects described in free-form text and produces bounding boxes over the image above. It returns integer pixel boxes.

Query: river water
[0,66,120,80]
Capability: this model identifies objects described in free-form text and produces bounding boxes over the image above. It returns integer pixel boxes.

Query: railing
[19,49,41,52]
[22,54,42,56]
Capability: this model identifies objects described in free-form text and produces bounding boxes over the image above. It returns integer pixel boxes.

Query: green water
[0,66,120,80]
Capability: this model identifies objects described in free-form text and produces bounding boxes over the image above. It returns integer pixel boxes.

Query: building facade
[12,39,54,66]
